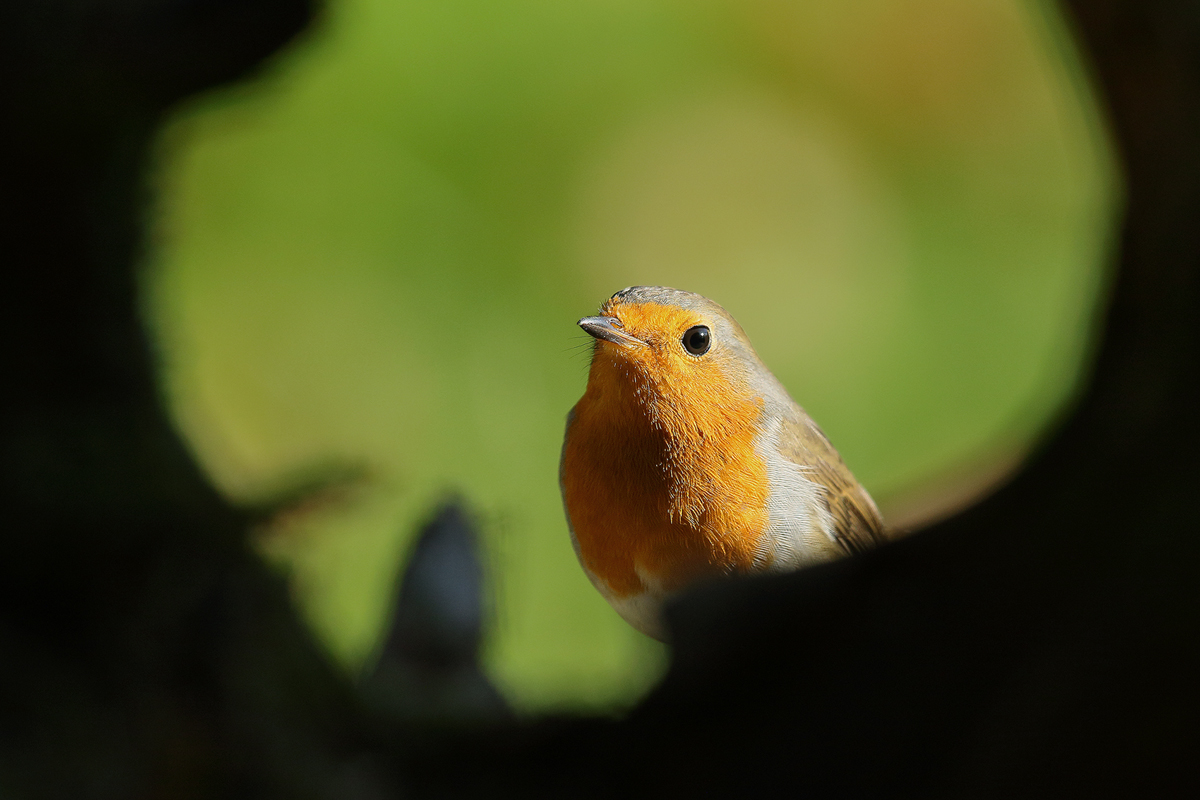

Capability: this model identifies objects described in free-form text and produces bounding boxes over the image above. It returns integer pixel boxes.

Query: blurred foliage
[147,0,1116,711]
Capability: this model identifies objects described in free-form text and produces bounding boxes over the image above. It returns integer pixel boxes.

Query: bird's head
[577,286,766,413]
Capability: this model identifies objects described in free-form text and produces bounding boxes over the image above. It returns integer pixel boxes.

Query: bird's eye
[682,325,711,356]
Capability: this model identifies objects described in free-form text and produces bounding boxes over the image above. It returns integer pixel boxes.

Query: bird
[560,286,889,640]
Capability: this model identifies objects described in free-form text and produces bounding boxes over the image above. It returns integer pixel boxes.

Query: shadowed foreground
[0,2,385,797]
[1,0,1197,797]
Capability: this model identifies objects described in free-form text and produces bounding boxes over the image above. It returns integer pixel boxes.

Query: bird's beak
[578,316,645,348]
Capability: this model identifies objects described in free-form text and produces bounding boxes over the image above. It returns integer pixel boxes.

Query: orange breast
[561,345,770,598]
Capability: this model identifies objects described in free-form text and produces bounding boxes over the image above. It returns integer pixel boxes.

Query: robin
[560,286,889,640]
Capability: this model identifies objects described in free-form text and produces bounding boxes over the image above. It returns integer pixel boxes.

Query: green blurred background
[147,0,1117,712]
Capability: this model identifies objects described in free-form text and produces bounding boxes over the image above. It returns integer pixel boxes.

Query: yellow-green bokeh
[148,0,1117,711]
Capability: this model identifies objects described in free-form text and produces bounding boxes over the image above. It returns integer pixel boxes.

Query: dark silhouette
[361,501,509,726]
[1,0,1197,797]
[0,2,390,797]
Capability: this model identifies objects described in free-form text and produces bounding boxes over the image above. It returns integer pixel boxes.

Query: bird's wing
[776,408,889,555]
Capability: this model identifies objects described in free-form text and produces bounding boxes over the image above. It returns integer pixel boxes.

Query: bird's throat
[563,348,771,597]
